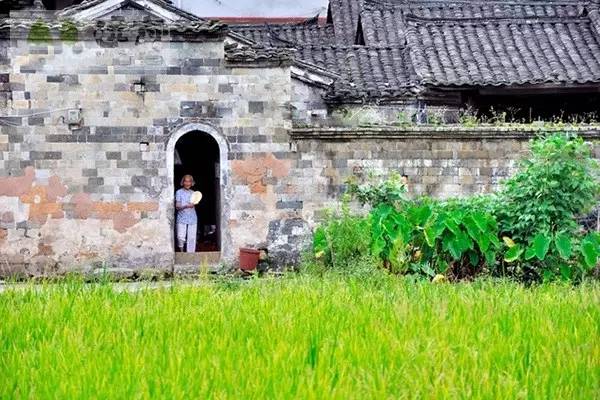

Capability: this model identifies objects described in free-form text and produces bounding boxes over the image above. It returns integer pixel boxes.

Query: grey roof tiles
[406,14,600,86]
[231,0,600,102]
[4,0,600,102]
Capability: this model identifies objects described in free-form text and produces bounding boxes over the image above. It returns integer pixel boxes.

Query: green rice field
[1,275,598,399]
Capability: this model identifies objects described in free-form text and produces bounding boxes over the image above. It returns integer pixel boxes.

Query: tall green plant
[498,133,599,242]
[365,196,501,278]
[497,133,600,281]
[346,172,408,209]
[313,200,371,270]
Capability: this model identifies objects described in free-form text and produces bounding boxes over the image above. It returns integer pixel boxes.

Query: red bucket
[239,248,260,271]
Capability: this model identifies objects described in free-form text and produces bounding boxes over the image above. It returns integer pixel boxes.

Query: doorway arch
[166,123,231,261]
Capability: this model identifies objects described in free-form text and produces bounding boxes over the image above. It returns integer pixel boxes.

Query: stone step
[174,251,221,266]
[173,251,222,277]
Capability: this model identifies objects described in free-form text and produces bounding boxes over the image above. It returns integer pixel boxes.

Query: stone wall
[0,33,296,277]
[288,126,600,229]
[1,32,600,277]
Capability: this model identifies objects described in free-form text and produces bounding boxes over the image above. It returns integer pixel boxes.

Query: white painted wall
[178,0,328,17]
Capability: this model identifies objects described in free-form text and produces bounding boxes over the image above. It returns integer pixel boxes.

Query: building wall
[1,35,599,277]
[0,35,296,276]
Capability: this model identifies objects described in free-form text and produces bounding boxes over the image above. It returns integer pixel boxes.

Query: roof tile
[406,15,600,86]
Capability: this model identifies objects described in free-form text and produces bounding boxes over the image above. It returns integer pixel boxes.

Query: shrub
[27,20,51,42]
[311,133,599,283]
[312,199,372,271]
[502,230,600,282]
[345,174,501,279]
[346,172,408,209]
[498,133,599,242]
[369,198,500,279]
[497,134,600,281]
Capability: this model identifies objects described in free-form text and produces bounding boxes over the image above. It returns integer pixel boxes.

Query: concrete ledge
[290,125,600,140]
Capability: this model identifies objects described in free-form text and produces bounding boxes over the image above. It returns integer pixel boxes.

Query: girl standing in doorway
[175,175,198,253]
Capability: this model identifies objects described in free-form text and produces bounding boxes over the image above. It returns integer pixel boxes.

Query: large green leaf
[484,249,497,266]
[409,204,433,226]
[554,233,572,260]
[313,227,328,253]
[468,251,480,267]
[446,230,472,260]
[504,245,523,263]
[443,215,461,235]
[424,220,445,247]
[424,224,437,247]
[372,204,394,225]
[532,233,552,261]
[399,220,413,244]
[581,237,599,269]
[559,264,572,281]
[524,246,537,261]
[471,212,490,232]
[476,234,491,253]
[463,217,481,241]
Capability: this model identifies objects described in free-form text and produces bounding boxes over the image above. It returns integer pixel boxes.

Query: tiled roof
[5,0,599,102]
[232,22,336,47]
[224,42,295,66]
[0,18,226,40]
[296,45,418,101]
[405,12,600,86]
[329,0,363,44]
[400,0,585,19]
[359,0,590,46]
[360,1,407,46]
[58,0,201,21]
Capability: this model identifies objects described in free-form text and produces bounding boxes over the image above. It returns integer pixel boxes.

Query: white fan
[191,191,203,205]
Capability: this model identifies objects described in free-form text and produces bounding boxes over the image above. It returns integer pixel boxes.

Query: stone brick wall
[0,34,295,276]
[1,32,599,277]
[287,126,600,242]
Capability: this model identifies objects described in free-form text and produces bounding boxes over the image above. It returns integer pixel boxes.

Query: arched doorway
[166,123,231,265]
[173,131,221,253]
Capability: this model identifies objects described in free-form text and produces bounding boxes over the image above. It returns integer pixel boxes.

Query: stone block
[106,152,121,160]
[218,83,233,93]
[29,151,61,160]
[248,101,265,114]
[276,200,303,210]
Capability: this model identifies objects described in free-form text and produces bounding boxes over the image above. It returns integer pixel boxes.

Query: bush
[311,133,600,283]
[369,198,500,279]
[346,172,408,208]
[312,199,372,271]
[498,133,599,242]
[497,134,600,282]
[347,173,501,278]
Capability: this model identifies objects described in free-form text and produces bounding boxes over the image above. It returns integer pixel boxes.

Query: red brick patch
[69,197,158,232]
[232,154,291,194]
[127,202,159,212]
[112,211,138,233]
[1,167,155,233]
[46,175,68,202]
[0,167,35,197]
[20,185,65,224]
[93,202,125,219]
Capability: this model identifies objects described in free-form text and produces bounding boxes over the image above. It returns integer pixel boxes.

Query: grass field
[1,275,598,399]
